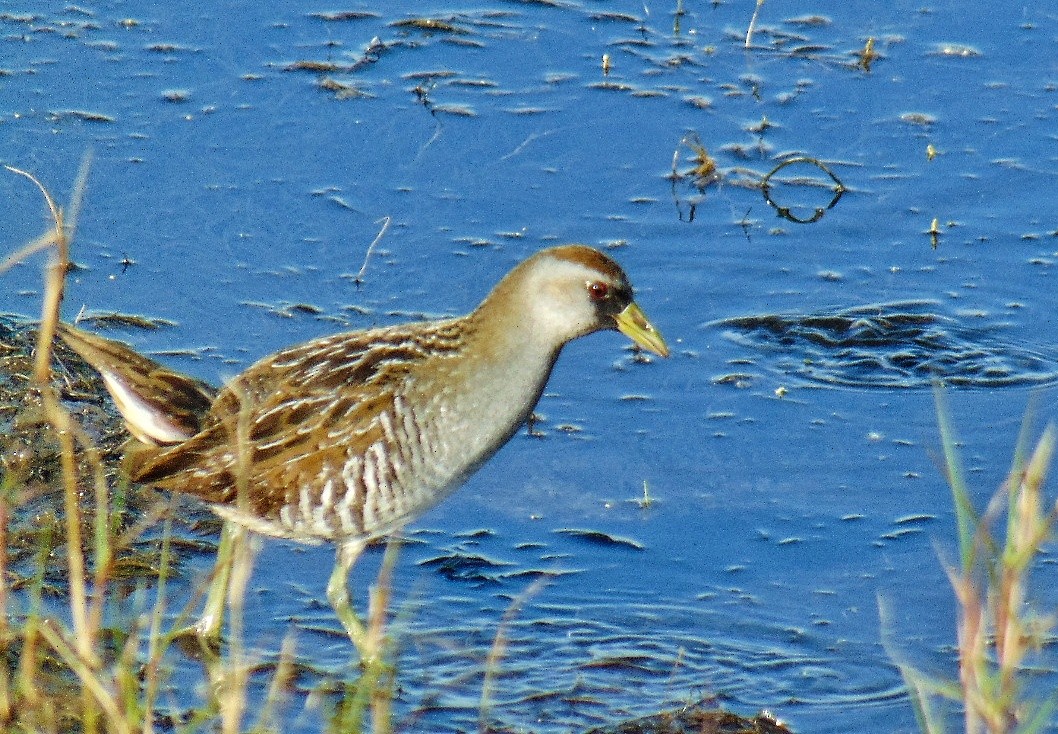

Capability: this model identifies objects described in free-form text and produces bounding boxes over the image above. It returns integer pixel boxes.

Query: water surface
[3,2,1058,731]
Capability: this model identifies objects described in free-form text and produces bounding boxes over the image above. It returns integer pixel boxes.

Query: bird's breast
[275,344,557,543]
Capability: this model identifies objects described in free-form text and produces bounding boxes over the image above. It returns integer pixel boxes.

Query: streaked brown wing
[128,328,427,518]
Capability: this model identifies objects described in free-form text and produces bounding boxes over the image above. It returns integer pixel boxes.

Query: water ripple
[712,301,1058,389]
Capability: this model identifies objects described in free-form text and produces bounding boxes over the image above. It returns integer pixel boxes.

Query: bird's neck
[416,303,561,467]
[457,301,562,416]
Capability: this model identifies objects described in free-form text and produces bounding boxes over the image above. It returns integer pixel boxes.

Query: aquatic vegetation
[885,389,1058,734]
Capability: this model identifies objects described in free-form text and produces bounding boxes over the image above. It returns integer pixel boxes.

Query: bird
[58,245,668,654]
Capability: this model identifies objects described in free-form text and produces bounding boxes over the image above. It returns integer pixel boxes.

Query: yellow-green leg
[195,520,242,639]
[326,540,367,655]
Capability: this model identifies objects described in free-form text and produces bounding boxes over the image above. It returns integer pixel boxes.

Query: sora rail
[60,245,668,654]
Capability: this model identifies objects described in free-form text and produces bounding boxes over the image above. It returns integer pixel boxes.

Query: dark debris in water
[713,301,1058,389]
[309,10,379,22]
[555,528,645,551]
[46,109,115,123]
[71,310,178,330]
[583,703,792,734]
[391,17,471,35]
[418,550,513,585]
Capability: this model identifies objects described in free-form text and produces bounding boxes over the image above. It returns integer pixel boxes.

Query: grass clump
[887,388,1058,734]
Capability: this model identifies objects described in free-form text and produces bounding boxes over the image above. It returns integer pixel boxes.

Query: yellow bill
[614,301,669,358]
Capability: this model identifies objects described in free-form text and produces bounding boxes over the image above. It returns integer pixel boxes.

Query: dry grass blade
[0,229,58,275]
[4,164,66,384]
[216,381,260,734]
[4,154,91,384]
[141,510,176,734]
[889,390,1058,734]
[253,633,298,732]
[5,161,101,672]
[933,384,979,571]
[478,576,548,733]
[36,621,131,734]
[49,392,94,665]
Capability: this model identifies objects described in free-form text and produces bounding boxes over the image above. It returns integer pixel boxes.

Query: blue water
[4,1,1058,731]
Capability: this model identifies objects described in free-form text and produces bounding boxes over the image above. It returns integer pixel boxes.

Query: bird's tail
[56,324,217,446]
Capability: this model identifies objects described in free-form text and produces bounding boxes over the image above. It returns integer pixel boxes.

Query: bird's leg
[327,540,367,656]
[195,520,242,639]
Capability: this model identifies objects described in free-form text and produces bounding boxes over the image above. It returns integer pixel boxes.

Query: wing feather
[127,321,461,526]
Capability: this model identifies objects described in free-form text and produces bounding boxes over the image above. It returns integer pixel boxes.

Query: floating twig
[745,0,766,48]
[760,156,845,224]
[353,215,391,285]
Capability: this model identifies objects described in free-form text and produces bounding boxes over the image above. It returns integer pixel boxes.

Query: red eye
[587,281,609,300]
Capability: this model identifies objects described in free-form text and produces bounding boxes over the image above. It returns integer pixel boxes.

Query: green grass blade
[933,383,978,572]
